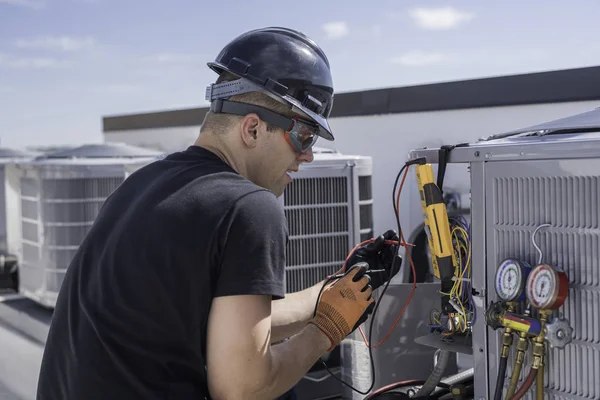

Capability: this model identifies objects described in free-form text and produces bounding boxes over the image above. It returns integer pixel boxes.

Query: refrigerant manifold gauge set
[485,246,574,400]
[489,258,572,343]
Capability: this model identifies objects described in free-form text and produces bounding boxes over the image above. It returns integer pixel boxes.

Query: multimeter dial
[495,258,531,302]
[526,264,569,310]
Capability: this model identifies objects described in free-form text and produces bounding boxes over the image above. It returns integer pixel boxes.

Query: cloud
[0,53,66,69]
[14,35,95,52]
[391,51,447,66]
[0,0,45,8]
[322,21,349,40]
[409,7,474,30]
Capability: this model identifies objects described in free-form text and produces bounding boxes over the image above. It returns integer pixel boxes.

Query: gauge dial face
[527,264,558,309]
[495,259,525,301]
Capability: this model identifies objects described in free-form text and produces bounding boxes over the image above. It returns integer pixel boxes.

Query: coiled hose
[493,356,508,400]
[414,350,451,397]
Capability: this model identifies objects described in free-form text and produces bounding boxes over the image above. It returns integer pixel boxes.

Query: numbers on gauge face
[527,265,558,309]
[496,259,523,302]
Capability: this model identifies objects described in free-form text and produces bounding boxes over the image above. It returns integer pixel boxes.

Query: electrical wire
[357,159,422,348]
[430,215,475,336]
[356,158,480,399]
[314,159,422,396]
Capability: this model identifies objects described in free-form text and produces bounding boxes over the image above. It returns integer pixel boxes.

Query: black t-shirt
[36,145,289,400]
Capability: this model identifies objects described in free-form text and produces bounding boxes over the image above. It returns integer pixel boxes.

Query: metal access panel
[483,158,600,400]
[281,154,373,293]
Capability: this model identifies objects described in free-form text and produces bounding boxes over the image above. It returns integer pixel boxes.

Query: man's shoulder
[191,172,281,210]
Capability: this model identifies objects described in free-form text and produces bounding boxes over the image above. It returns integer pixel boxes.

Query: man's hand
[309,263,375,351]
[344,229,401,290]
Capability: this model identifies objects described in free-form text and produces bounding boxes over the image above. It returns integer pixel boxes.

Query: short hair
[200,72,295,135]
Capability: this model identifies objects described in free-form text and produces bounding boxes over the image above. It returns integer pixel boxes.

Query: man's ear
[240,114,261,148]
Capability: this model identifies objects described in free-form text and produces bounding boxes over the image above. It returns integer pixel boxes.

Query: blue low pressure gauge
[495,258,532,302]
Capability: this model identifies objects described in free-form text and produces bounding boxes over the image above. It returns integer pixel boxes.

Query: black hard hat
[206,27,335,141]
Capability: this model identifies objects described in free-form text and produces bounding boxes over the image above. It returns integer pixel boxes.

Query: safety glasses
[283,117,319,153]
[209,99,319,153]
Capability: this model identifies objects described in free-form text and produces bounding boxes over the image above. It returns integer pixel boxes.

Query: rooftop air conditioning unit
[281,147,373,400]
[0,147,39,292]
[8,143,163,308]
[408,107,600,400]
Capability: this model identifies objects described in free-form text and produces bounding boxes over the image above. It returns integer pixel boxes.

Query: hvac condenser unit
[11,143,162,308]
[282,147,373,293]
[409,107,600,400]
[0,147,38,291]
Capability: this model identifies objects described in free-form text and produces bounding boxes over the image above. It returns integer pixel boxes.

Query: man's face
[251,120,315,198]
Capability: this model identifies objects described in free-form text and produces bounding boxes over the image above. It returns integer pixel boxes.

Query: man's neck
[194,134,245,176]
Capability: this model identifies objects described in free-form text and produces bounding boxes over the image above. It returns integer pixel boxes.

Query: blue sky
[1,0,599,149]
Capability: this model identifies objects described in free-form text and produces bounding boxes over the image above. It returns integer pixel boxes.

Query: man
[36,27,400,400]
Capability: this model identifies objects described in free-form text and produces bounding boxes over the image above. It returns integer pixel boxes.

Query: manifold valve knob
[545,315,574,349]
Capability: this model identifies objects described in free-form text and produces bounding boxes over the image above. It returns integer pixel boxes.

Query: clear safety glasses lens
[287,118,319,153]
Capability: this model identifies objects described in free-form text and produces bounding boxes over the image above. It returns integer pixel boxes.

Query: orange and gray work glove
[309,263,376,351]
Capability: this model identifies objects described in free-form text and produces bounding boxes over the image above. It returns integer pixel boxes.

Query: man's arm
[270,280,325,343]
[206,265,374,400]
[206,293,331,400]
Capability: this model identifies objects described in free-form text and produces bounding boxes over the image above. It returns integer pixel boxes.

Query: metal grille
[359,176,374,242]
[19,176,124,304]
[490,171,600,400]
[284,176,350,292]
[284,176,349,206]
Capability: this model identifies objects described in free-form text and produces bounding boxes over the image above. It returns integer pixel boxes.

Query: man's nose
[297,147,314,163]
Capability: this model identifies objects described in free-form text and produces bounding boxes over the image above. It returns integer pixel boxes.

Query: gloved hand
[344,229,401,290]
[310,263,375,351]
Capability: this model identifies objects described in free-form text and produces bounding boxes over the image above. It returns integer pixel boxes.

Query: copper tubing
[509,367,537,400]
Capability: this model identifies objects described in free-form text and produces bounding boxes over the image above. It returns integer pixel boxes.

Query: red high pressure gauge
[526,264,569,310]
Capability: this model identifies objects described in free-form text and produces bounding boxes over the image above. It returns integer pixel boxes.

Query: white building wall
[103,100,600,250]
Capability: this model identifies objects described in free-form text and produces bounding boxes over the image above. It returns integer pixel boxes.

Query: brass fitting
[515,332,529,353]
[500,331,514,358]
[500,302,516,359]
[531,342,545,369]
[530,310,551,365]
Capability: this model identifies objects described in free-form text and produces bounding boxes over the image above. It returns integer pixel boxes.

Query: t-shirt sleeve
[214,189,289,300]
